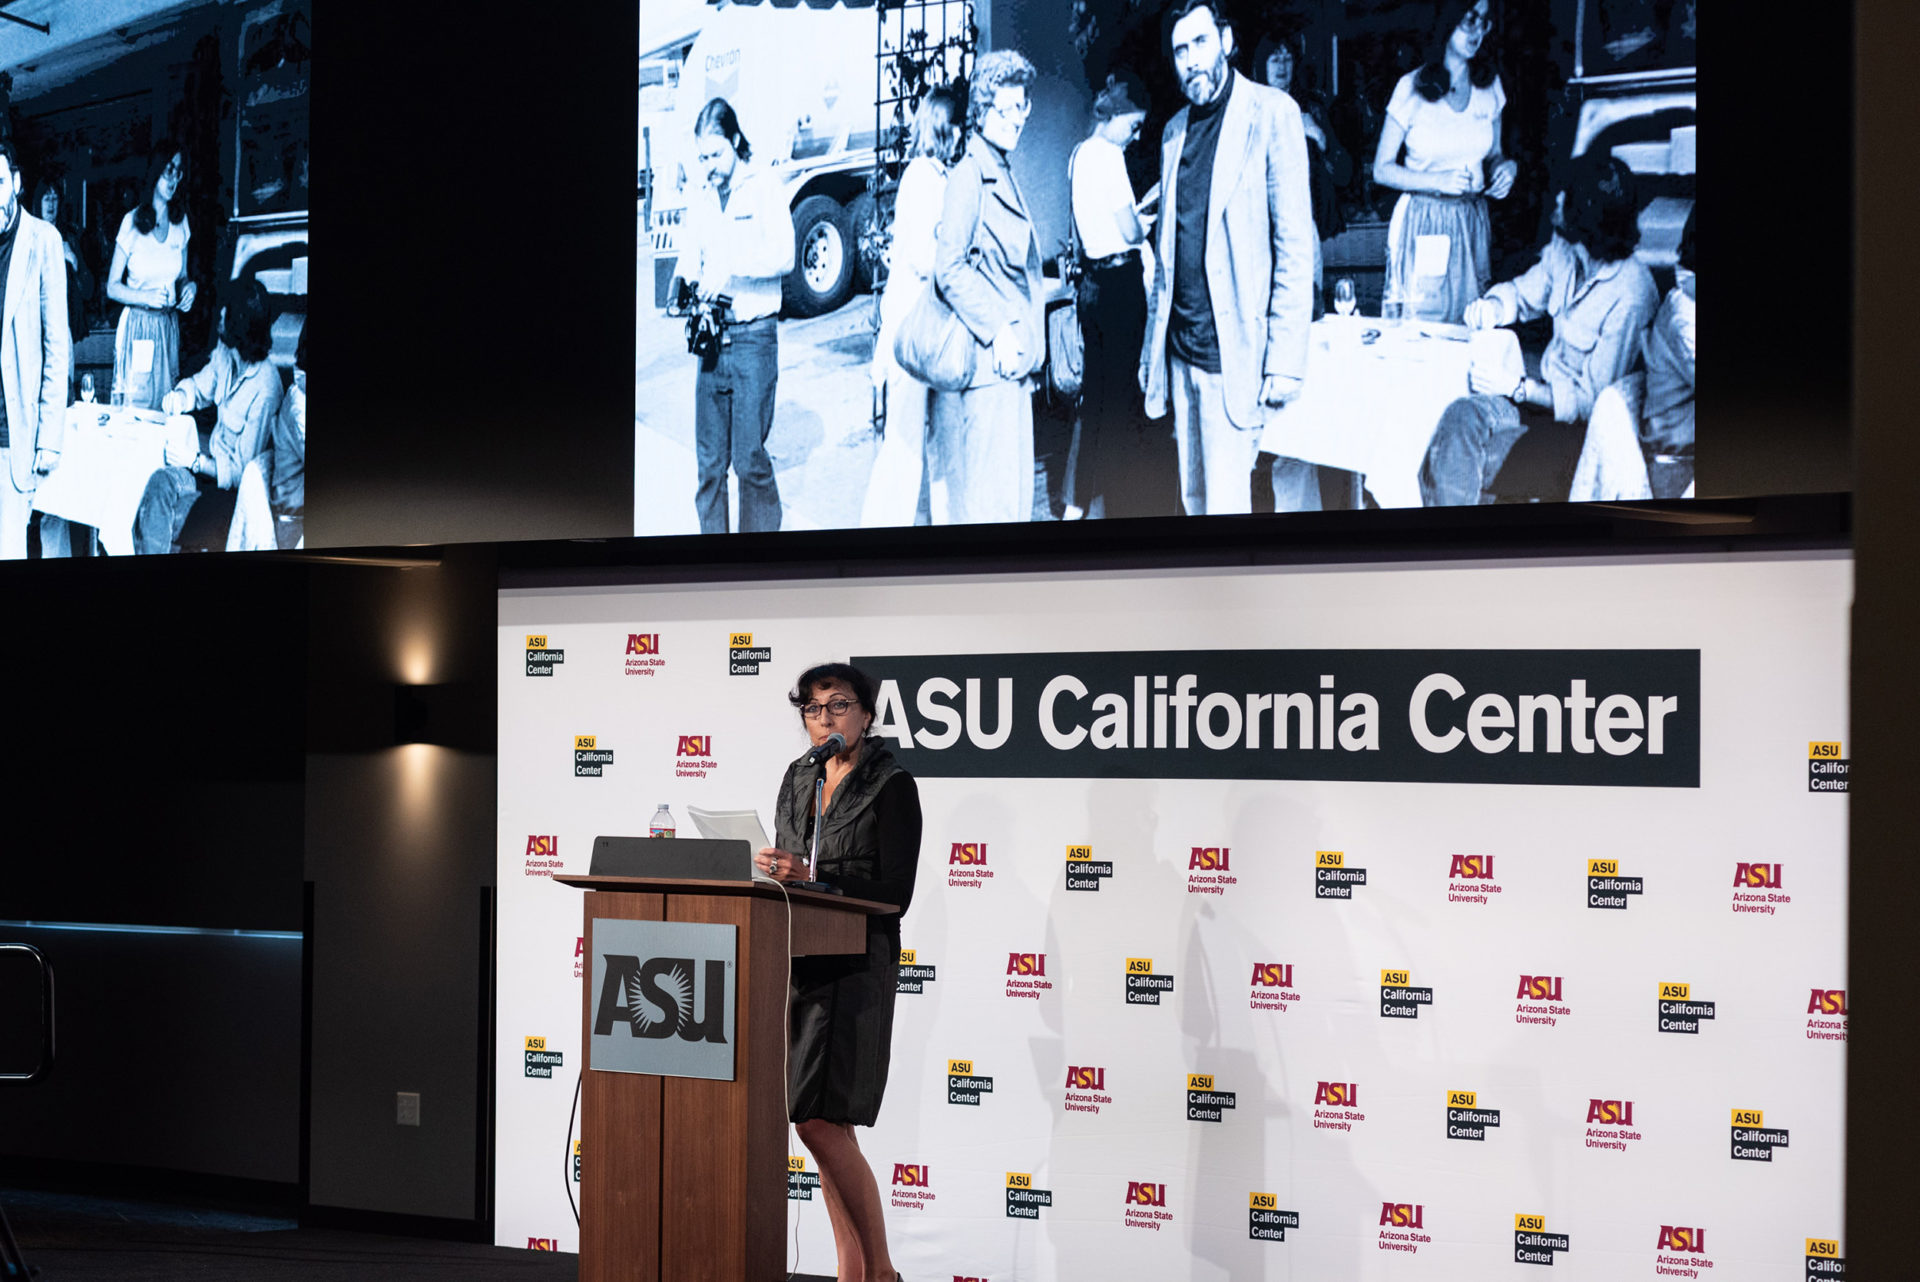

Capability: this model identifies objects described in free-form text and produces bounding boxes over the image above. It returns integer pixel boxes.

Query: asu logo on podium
[889,1163,935,1211]
[948,842,994,889]
[1122,1179,1172,1231]
[525,634,564,677]
[1005,1171,1053,1219]
[623,632,664,677]
[573,735,613,778]
[588,919,736,1081]
[1248,1191,1300,1242]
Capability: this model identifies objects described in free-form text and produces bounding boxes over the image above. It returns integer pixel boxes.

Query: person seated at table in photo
[861,83,965,529]
[107,143,195,410]
[227,316,305,552]
[132,279,282,554]
[755,663,921,1282]
[1139,1,1317,516]
[1419,153,1657,507]
[1253,28,1354,316]
[1372,0,1518,325]
[0,139,71,562]
[1068,71,1170,520]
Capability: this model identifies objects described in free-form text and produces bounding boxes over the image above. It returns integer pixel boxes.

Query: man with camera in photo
[680,96,793,534]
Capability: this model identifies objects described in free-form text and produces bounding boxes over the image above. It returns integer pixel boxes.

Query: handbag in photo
[893,281,976,392]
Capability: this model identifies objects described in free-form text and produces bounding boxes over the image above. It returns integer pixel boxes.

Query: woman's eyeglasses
[801,698,857,721]
[1459,9,1493,31]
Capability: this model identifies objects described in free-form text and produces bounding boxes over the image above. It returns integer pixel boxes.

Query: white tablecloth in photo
[32,404,173,555]
[1259,318,1520,509]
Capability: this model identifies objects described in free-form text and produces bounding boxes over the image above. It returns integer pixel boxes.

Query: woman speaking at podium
[758,662,921,1282]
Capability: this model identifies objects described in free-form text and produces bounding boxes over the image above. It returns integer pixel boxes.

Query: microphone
[805,733,846,767]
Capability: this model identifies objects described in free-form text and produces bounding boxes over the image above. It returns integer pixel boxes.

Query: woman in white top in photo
[107,143,196,409]
[1372,0,1518,324]
[1067,72,1169,519]
[861,84,965,528]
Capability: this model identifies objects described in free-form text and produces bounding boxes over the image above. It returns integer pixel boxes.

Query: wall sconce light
[392,683,491,749]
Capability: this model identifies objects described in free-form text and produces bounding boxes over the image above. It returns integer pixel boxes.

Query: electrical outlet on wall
[396,1091,421,1126]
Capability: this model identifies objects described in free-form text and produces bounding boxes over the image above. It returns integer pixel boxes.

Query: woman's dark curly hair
[787,663,878,718]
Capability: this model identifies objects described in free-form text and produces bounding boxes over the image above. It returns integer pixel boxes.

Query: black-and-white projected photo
[637,0,1694,533]
[0,0,308,559]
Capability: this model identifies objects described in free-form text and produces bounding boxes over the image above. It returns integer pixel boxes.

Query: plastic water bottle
[649,804,676,838]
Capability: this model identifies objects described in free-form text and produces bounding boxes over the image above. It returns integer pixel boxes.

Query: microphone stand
[809,774,824,882]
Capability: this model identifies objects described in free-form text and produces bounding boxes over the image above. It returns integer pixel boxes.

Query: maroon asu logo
[676,735,712,757]
[1449,854,1494,878]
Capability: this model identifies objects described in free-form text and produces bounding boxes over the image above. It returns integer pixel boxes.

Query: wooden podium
[557,875,895,1282]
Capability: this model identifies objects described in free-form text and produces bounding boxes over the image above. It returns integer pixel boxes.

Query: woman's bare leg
[795,1118,895,1282]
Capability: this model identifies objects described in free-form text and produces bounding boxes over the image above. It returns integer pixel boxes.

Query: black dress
[772,742,922,1125]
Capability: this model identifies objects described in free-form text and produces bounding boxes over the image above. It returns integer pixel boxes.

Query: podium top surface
[553,874,898,917]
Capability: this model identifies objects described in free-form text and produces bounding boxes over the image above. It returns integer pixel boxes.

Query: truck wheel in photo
[785,194,856,318]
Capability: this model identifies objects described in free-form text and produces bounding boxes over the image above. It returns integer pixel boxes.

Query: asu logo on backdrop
[1005,952,1053,999]
[1005,1171,1053,1220]
[623,632,664,676]
[1515,973,1571,1028]
[527,1237,559,1251]
[525,634,564,677]
[787,1155,821,1201]
[727,630,773,676]
[523,834,561,878]
[1063,1064,1111,1115]
[1248,1191,1301,1243]
[1249,961,1300,1013]
[1312,1079,1365,1133]
[1444,1089,1502,1141]
[888,1162,935,1211]
[1064,843,1114,891]
[896,948,937,995]
[1314,849,1368,899]
[1658,981,1717,1034]
[1584,1097,1642,1152]
[1447,852,1503,904]
[1654,1223,1717,1279]
[1377,1201,1431,1256]
[1657,1225,1707,1253]
[949,842,994,889]
[1513,1214,1572,1266]
[1587,857,1646,909]
[673,734,716,780]
[1809,740,1848,792]
[1187,846,1237,897]
[1805,1237,1844,1278]
[574,734,614,777]
[1806,986,1848,1043]
[522,1035,563,1079]
[1122,1180,1172,1229]
[1124,957,1176,1005]
[947,1058,994,1106]
[1730,1108,1791,1162]
[1379,968,1435,1019]
[1185,1072,1237,1123]
[1732,861,1791,916]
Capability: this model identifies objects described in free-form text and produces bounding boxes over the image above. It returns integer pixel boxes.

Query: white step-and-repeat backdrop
[496,555,1848,1279]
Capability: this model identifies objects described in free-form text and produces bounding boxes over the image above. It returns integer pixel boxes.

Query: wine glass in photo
[1333,277,1357,317]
